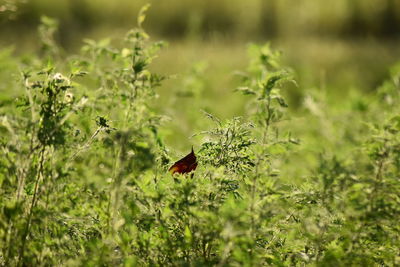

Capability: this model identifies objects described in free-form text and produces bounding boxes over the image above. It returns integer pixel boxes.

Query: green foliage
[1,6,400,267]
[197,114,255,175]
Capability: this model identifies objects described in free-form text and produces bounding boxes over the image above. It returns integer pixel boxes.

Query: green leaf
[184,225,193,244]
[138,4,151,27]
[236,86,256,95]
[389,115,400,131]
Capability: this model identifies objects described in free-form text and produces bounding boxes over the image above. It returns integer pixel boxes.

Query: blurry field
[151,37,399,150]
[1,1,400,266]
[4,0,400,148]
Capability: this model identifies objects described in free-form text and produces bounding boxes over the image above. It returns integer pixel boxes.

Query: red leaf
[169,147,198,175]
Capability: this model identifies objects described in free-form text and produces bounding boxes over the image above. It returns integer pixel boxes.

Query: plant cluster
[1,6,399,266]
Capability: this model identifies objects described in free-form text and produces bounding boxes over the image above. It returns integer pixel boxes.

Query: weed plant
[1,6,399,266]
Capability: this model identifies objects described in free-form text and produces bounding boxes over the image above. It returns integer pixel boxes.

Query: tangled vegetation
[1,7,400,266]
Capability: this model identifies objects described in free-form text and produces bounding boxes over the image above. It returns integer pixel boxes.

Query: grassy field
[1,3,400,266]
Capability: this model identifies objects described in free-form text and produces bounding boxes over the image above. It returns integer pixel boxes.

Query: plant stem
[17,146,46,267]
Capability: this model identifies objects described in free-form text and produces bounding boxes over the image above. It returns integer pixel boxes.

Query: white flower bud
[52,73,70,85]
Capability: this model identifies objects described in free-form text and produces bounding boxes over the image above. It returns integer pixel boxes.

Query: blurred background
[1,0,400,148]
